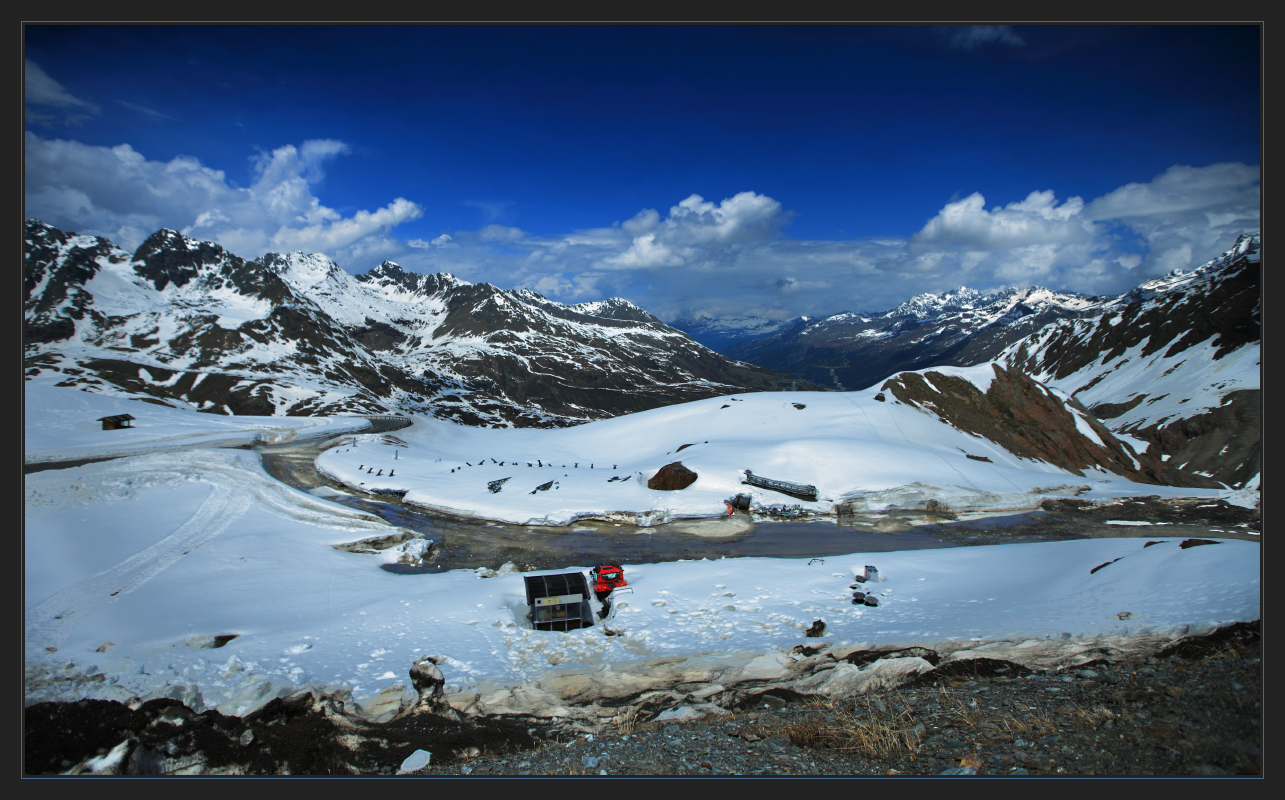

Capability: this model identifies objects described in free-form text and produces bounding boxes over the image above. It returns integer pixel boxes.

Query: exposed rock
[1131,389,1260,488]
[409,657,446,702]
[880,364,1214,488]
[647,462,698,491]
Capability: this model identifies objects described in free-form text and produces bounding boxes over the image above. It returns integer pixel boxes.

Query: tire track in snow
[25,483,248,660]
[25,450,402,661]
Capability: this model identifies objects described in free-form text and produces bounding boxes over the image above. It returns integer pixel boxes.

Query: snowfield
[24,382,371,464]
[23,445,1259,722]
[317,368,1222,527]
[24,382,1258,724]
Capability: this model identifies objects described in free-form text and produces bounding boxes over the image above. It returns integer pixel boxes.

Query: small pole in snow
[395,451,398,460]
[358,465,364,470]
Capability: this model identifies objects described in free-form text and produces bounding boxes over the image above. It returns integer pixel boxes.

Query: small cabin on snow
[524,572,594,632]
[97,414,135,430]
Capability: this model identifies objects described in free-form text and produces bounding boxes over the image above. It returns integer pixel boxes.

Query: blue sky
[24,24,1260,322]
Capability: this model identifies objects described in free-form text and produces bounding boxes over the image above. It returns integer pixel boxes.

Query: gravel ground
[25,619,1261,777]
[380,621,1263,777]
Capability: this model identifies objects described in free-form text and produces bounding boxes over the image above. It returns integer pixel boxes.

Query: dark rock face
[1135,389,1260,488]
[880,365,1216,488]
[647,462,698,491]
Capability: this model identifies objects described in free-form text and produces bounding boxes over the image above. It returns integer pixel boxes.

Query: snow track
[25,483,247,660]
[24,449,404,661]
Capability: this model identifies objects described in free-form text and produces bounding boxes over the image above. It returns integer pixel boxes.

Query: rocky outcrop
[879,365,1216,488]
[648,462,699,490]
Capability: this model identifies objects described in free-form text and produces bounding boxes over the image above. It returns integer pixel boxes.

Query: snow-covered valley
[24,381,1259,728]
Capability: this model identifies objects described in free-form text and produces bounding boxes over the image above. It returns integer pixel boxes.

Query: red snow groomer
[591,564,627,598]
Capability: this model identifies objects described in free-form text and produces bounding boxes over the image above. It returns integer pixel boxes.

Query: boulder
[409,656,445,701]
[647,462,698,491]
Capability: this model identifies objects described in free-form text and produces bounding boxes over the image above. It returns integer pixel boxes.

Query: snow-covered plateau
[24,380,1258,726]
[317,365,1222,526]
[24,380,371,464]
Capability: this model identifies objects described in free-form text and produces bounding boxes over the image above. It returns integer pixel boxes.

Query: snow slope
[23,445,1258,721]
[317,370,1220,527]
[24,382,370,464]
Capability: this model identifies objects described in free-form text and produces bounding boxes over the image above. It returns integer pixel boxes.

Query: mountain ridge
[23,220,816,427]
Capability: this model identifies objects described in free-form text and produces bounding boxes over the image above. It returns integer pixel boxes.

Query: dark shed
[523,572,594,632]
[97,414,136,430]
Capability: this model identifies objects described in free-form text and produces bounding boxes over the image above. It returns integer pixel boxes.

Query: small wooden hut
[97,414,136,430]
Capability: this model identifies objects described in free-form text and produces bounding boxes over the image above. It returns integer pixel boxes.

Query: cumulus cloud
[601,192,786,271]
[25,59,100,126]
[885,162,1259,297]
[24,132,421,259]
[909,190,1093,252]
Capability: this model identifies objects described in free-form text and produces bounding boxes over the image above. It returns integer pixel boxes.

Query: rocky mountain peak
[567,297,664,324]
[355,263,470,297]
[884,286,986,319]
[131,229,244,293]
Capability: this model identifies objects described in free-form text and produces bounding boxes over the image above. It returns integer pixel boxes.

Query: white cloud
[25,59,100,126]
[1084,162,1258,220]
[114,100,178,122]
[909,190,1093,252]
[465,200,514,222]
[407,233,457,249]
[24,132,421,259]
[600,191,786,271]
[883,162,1258,300]
[939,25,1026,50]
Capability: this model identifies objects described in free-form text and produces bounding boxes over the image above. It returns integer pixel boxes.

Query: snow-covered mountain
[723,285,1100,390]
[23,221,810,427]
[999,233,1260,488]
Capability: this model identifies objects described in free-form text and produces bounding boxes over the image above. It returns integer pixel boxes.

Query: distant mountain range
[676,285,1101,391]
[23,221,815,428]
[23,219,1259,489]
[673,234,1260,488]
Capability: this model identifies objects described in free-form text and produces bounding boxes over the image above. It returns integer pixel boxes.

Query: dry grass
[780,695,924,760]
[996,711,1057,739]
[613,707,642,736]
[1070,703,1117,731]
